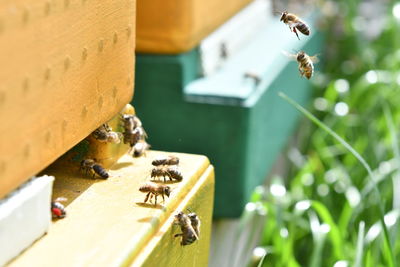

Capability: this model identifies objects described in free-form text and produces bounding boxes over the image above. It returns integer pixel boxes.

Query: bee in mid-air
[51,197,67,219]
[91,123,122,144]
[151,165,183,182]
[152,155,179,166]
[174,212,199,246]
[284,51,318,79]
[133,141,151,157]
[80,159,109,179]
[279,11,310,40]
[139,182,171,205]
[187,212,200,238]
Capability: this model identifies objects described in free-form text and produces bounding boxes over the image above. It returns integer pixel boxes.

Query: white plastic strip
[0,175,54,266]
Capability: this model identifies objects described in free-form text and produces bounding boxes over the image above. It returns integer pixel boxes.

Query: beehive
[136,0,253,54]
[0,0,136,198]
[8,151,214,267]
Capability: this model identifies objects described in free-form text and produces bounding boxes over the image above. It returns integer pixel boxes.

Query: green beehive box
[133,18,323,217]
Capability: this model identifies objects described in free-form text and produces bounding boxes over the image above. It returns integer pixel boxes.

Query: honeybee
[80,159,109,179]
[187,212,200,238]
[151,165,183,182]
[285,51,318,79]
[174,212,199,246]
[133,141,151,157]
[152,155,179,166]
[92,124,122,144]
[139,182,171,205]
[121,114,148,149]
[51,197,67,219]
[121,114,142,131]
[279,12,310,40]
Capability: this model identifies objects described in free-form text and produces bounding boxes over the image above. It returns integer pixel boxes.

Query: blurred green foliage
[243,0,400,266]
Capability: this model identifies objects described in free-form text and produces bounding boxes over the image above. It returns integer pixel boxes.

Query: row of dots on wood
[0,24,133,108]
[0,0,133,34]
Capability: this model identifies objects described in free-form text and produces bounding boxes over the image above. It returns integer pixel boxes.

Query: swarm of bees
[174,211,201,246]
[278,11,318,79]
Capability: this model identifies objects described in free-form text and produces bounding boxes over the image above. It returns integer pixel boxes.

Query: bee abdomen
[296,22,310,36]
[152,156,179,166]
[169,169,183,181]
[93,164,109,179]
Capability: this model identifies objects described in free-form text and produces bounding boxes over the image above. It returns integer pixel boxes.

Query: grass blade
[278,92,395,266]
[354,221,365,267]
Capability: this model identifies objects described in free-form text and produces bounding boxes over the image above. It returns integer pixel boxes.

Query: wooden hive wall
[0,0,136,198]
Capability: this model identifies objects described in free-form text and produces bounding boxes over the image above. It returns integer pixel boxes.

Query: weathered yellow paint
[136,0,252,54]
[8,151,214,267]
[0,0,136,198]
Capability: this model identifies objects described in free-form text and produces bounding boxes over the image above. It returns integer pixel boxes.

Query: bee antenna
[186,208,193,213]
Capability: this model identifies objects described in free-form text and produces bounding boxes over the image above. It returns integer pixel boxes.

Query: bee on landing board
[279,11,310,40]
[152,155,179,166]
[91,123,122,144]
[51,197,67,219]
[80,159,109,179]
[284,51,319,79]
[174,212,199,246]
[151,165,183,182]
[139,183,171,205]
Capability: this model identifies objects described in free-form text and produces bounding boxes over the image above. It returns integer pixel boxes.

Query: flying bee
[51,197,67,219]
[139,182,171,205]
[187,212,201,238]
[151,165,183,182]
[152,155,179,166]
[133,141,151,157]
[174,212,199,246]
[123,128,141,147]
[279,11,310,40]
[80,159,109,179]
[284,51,319,79]
[91,124,122,144]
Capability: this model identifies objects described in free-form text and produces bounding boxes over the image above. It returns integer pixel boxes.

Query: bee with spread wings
[283,51,319,79]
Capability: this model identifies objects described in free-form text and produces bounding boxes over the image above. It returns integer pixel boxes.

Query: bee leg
[293,27,300,40]
[154,195,158,205]
[174,233,183,238]
[144,192,151,203]
[162,194,165,203]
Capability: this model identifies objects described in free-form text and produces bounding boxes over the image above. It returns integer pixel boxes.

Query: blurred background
[212,0,400,266]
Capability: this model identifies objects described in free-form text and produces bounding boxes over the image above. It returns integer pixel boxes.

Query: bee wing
[310,54,320,63]
[282,50,297,61]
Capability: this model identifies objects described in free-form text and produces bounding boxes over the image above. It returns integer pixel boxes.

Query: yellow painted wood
[50,104,136,172]
[8,151,214,267]
[136,0,252,54]
[0,0,136,198]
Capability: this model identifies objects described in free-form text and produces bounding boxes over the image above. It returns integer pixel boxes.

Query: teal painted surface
[133,19,323,217]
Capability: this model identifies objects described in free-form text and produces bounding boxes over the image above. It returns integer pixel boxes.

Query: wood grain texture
[8,151,214,267]
[136,0,253,54]
[0,0,136,198]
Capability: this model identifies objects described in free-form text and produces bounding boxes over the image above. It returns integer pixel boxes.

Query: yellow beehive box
[9,151,214,267]
[0,0,136,198]
[136,0,253,54]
